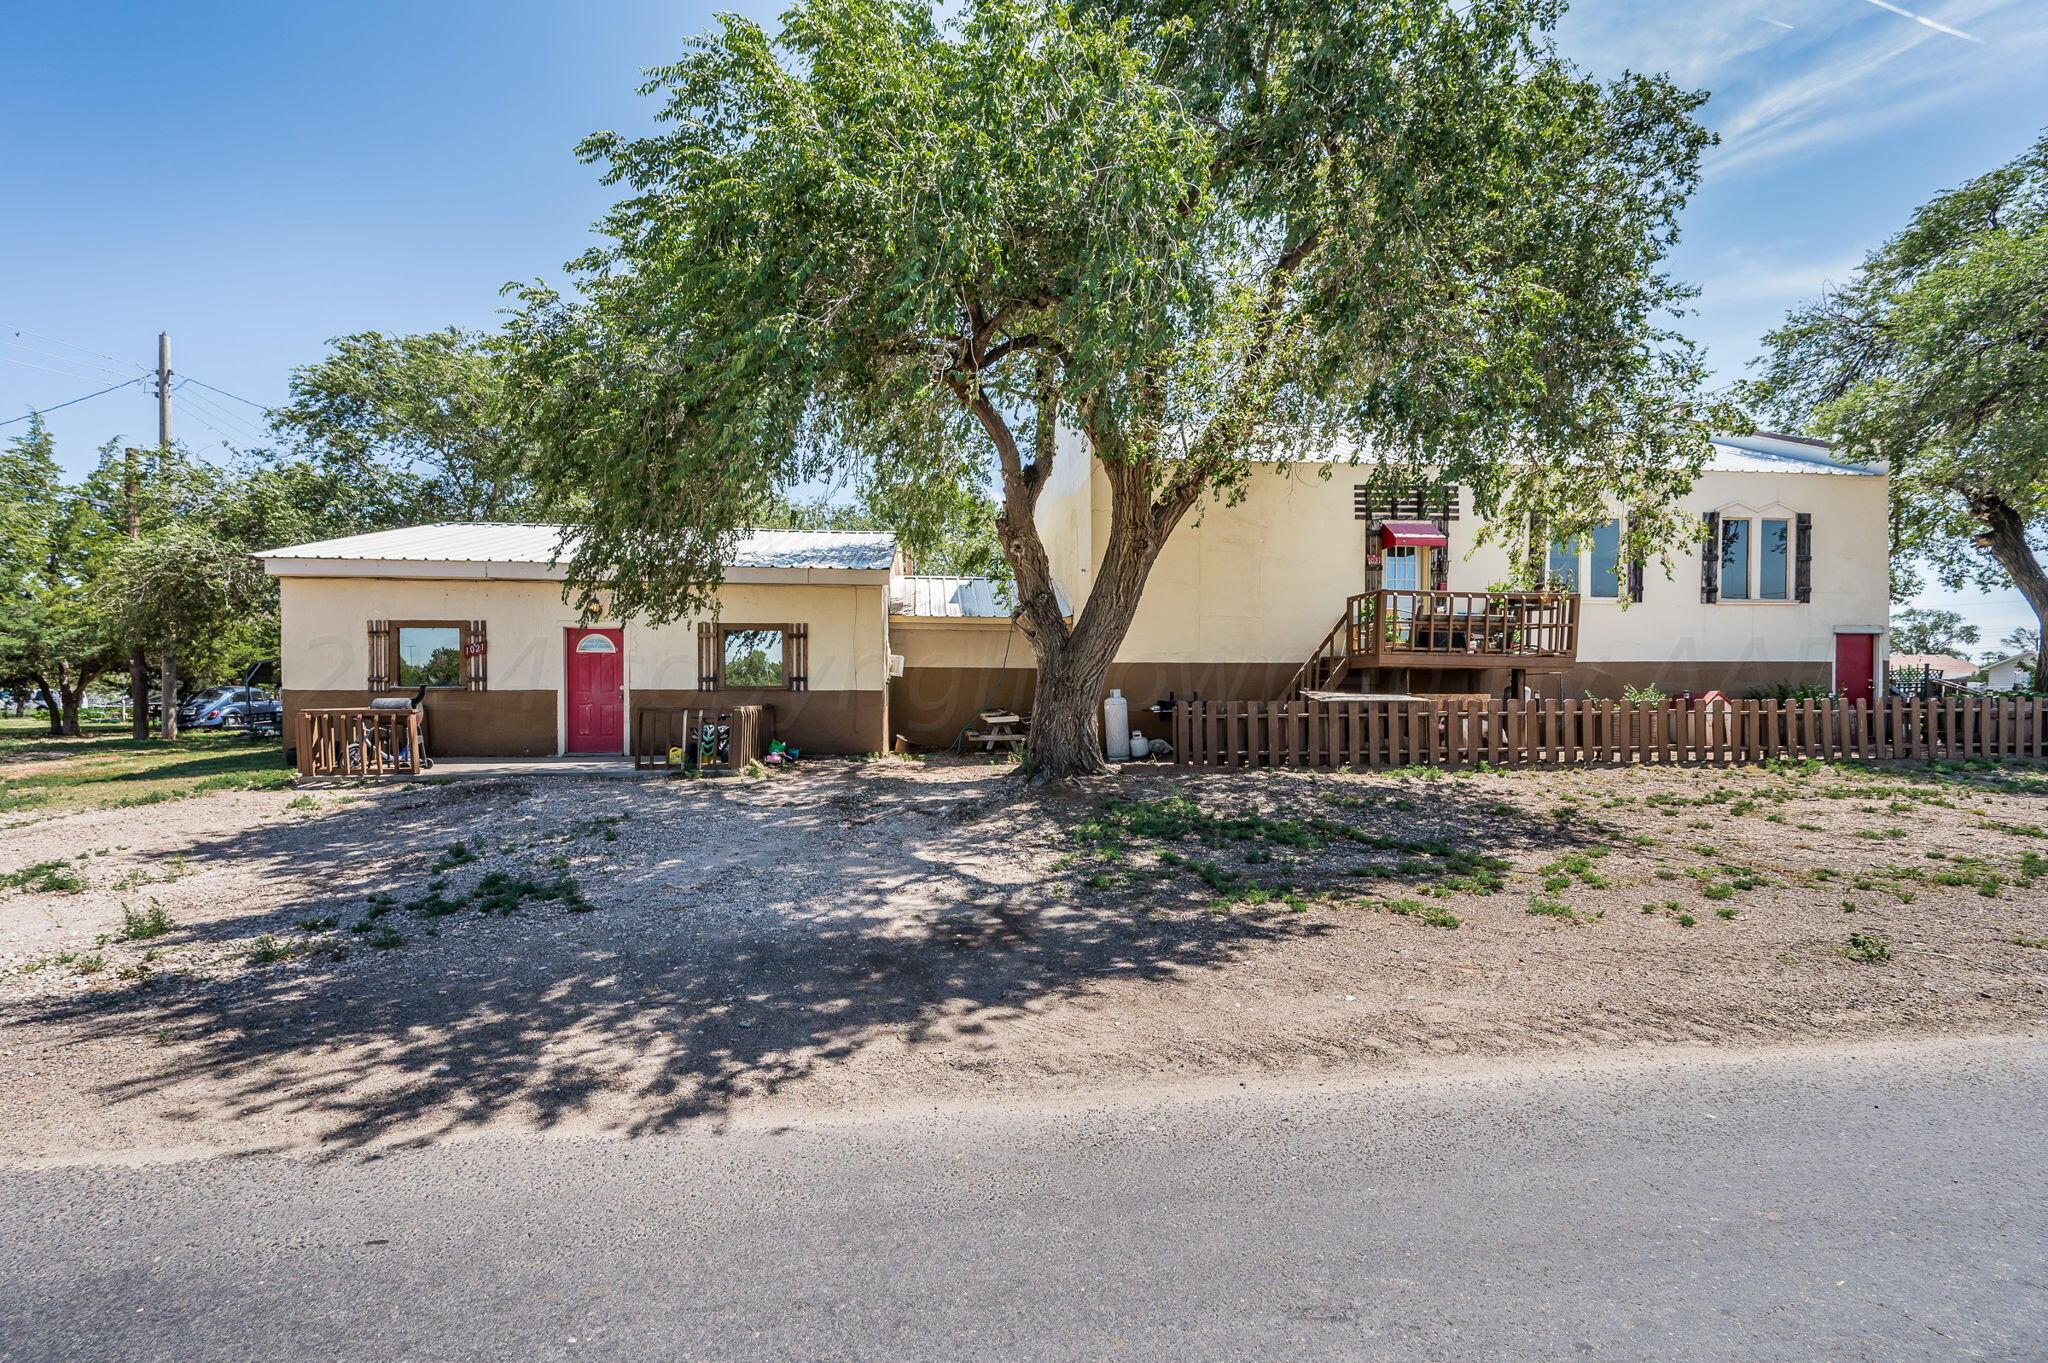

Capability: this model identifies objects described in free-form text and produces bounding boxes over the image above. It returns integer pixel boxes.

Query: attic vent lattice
[1354,484,1460,523]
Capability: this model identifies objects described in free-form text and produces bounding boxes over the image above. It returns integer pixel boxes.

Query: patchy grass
[0,859,87,894]
[0,718,290,820]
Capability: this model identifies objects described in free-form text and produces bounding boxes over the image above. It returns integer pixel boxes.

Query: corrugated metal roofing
[892,575,1012,618]
[258,522,897,571]
[890,575,1071,619]
[1705,435,1881,476]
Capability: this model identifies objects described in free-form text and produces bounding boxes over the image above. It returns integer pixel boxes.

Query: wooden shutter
[787,624,809,692]
[464,620,488,691]
[698,623,718,691]
[367,620,392,690]
[1627,557,1645,604]
[1700,512,1720,604]
[1794,513,1813,603]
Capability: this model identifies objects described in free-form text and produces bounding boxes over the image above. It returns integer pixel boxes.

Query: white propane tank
[1129,732,1151,759]
[1103,690,1132,760]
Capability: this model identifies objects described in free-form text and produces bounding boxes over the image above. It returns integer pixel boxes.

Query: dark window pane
[723,629,785,687]
[396,626,462,687]
[1760,518,1790,600]
[1590,519,1622,599]
[1720,519,1751,600]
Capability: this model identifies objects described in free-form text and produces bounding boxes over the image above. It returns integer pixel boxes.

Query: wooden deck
[1288,590,1579,695]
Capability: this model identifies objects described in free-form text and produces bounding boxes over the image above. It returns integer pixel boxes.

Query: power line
[172,381,270,444]
[179,375,275,415]
[0,336,132,381]
[0,323,150,375]
[0,351,124,385]
[0,376,147,428]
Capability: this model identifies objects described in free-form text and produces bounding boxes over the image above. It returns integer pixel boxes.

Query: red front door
[566,627,624,753]
[1835,632,1876,704]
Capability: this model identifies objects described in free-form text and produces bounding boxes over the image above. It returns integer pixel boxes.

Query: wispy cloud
[1557,0,2039,182]
[1696,248,1868,307]
[1860,0,1982,42]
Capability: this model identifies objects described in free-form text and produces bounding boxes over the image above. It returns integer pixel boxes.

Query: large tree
[508,0,1724,777]
[1887,606,1980,657]
[273,329,538,523]
[1751,134,2048,691]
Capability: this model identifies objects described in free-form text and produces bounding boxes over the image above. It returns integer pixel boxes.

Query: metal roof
[890,574,1071,619]
[1705,435,1881,476]
[892,575,1013,618]
[258,522,898,573]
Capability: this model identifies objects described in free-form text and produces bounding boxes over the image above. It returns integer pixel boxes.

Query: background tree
[103,526,269,739]
[508,0,1725,777]
[273,328,537,523]
[0,434,127,735]
[1886,607,1980,657]
[1751,134,2048,691]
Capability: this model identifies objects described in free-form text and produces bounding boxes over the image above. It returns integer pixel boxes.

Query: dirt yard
[3,751,2046,1161]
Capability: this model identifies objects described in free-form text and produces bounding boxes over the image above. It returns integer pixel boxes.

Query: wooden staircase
[1282,589,1582,699]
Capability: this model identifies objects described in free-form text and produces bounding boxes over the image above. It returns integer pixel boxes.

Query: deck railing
[633,705,771,771]
[296,707,423,778]
[1348,589,1579,662]
[1173,695,2047,769]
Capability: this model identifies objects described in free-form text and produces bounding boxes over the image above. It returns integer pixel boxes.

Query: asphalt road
[4,1033,2043,1362]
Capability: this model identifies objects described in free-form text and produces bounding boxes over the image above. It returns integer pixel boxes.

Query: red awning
[1379,520,1448,548]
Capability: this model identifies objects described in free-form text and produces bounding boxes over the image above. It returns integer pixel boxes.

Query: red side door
[566,627,625,753]
[1835,632,1876,704]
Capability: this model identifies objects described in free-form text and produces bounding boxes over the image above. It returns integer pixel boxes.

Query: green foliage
[504,0,1728,772]
[117,904,174,941]
[271,328,537,522]
[1887,607,1980,657]
[1845,932,1891,963]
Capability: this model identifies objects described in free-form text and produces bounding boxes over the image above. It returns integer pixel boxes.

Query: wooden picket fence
[1171,696,2048,770]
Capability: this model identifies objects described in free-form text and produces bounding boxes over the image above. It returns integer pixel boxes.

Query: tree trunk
[158,641,179,741]
[35,680,61,736]
[130,650,150,740]
[1974,493,2048,695]
[59,683,85,738]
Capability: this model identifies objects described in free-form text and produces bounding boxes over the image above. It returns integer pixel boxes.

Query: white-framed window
[1713,512,1803,604]
[1548,518,1624,599]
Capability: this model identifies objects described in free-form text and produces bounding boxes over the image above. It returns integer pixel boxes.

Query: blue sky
[2,0,2042,642]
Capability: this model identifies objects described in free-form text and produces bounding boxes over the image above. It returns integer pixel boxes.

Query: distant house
[1979,653,2037,691]
[1888,653,1979,686]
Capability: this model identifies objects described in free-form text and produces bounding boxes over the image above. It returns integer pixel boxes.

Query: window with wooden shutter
[1626,557,1645,604]
[464,619,488,691]
[1700,511,1720,604]
[367,620,393,689]
[1794,513,1813,603]
[787,623,809,691]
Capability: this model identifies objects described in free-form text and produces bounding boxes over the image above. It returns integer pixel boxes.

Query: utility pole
[152,332,177,740]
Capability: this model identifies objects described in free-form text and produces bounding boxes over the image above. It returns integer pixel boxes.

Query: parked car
[176,687,238,726]
[189,687,278,730]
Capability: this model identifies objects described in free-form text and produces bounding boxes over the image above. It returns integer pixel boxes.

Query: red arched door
[566,627,624,753]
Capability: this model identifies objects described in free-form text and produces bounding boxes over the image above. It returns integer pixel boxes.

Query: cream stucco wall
[1035,424,1097,613]
[890,619,1035,669]
[1063,461,1890,670]
[279,576,890,696]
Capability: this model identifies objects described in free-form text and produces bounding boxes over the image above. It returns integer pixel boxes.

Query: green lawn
[0,717,292,819]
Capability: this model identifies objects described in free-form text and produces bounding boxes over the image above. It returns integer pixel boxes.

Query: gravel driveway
[3,756,2045,1161]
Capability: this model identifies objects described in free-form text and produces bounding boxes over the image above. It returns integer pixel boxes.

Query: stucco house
[261,431,1890,758]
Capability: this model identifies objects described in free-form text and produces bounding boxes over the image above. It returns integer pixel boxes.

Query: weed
[1383,897,1460,929]
[1701,883,1735,902]
[1715,907,1738,920]
[433,841,478,871]
[2008,936,2048,950]
[117,903,175,941]
[285,794,319,811]
[366,926,406,950]
[1845,932,1891,963]
[73,952,106,974]
[297,915,339,932]
[248,935,297,965]
[1526,895,1578,921]
[1675,913,1697,927]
